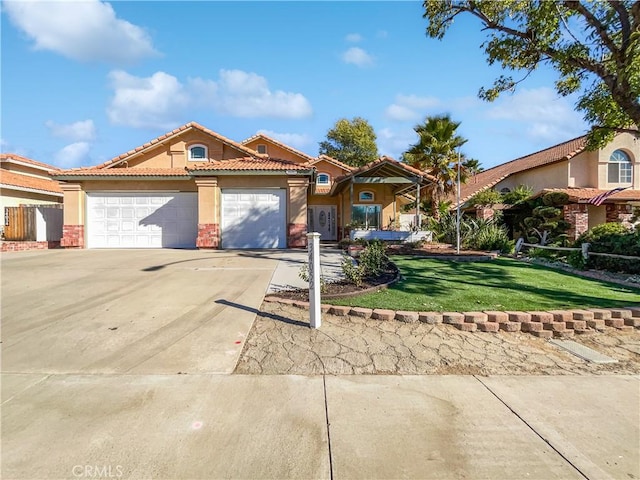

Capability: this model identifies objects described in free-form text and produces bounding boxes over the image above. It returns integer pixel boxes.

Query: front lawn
[325,257,640,312]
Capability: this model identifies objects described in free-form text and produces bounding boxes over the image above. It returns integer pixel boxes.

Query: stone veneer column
[563,203,589,241]
[606,203,633,226]
[287,177,310,248]
[475,206,495,220]
[195,177,220,249]
[60,183,85,248]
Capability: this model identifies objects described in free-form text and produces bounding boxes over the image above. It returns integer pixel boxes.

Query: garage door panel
[87,193,197,249]
[221,189,286,249]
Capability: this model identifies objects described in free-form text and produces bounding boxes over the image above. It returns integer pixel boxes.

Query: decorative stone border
[262,297,640,338]
[1,241,61,252]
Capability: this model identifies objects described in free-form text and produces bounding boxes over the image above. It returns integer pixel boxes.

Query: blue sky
[2,1,589,170]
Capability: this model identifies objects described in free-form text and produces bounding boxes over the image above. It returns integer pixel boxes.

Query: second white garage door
[221,189,286,248]
[86,192,198,248]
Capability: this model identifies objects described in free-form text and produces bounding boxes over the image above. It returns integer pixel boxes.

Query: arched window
[317,173,330,185]
[500,187,511,194]
[189,144,207,161]
[359,191,374,202]
[608,149,632,183]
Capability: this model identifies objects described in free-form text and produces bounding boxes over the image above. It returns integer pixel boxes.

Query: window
[317,173,330,185]
[189,144,207,161]
[500,188,511,194]
[359,191,374,202]
[608,149,632,183]
[352,205,381,229]
[257,144,267,154]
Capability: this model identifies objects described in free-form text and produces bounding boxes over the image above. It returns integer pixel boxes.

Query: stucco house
[53,122,433,249]
[457,132,640,240]
[1,154,63,210]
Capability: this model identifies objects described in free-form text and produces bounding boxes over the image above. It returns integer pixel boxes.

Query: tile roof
[336,156,435,182]
[0,153,61,172]
[313,186,332,195]
[309,155,355,172]
[54,168,190,177]
[241,133,315,162]
[1,169,63,194]
[457,135,588,204]
[541,187,640,203]
[189,157,313,172]
[96,122,262,169]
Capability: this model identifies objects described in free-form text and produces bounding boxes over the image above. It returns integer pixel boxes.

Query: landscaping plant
[568,223,640,274]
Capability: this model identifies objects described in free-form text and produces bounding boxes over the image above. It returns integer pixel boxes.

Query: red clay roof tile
[1,169,63,194]
[0,153,61,172]
[54,168,190,177]
[96,122,262,169]
[189,157,312,172]
[241,133,315,162]
[541,187,640,203]
[458,135,588,204]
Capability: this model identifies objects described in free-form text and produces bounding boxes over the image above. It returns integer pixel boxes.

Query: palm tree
[402,114,477,220]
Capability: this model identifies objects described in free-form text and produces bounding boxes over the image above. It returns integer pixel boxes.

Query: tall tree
[319,117,379,167]
[422,1,640,147]
[402,114,477,220]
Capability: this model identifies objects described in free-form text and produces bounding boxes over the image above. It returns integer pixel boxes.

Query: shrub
[469,188,502,207]
[501,185,533,205]
[341,255,364,286]
[358,240,389,276]
[465,222,513,253]
[569,223,640,273]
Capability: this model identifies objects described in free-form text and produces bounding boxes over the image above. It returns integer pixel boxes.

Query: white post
[456,149,461,255]
[307,232,322,329]
[582,242,590,260]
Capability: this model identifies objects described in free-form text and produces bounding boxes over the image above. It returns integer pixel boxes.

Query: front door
[308,205,337,241]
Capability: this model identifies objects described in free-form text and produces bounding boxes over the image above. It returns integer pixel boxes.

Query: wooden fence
[515,238,640,261]
[4,206,37,241]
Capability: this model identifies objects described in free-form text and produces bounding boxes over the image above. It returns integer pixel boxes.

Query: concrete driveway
[1,249,278,374]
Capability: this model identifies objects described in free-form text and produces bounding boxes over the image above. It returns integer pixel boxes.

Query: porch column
[195,177,220,249]
[563,203,589,241]
[606,203,633,227]
[60,183,85,248]
[476,206,495,220]
[288,177,309,248]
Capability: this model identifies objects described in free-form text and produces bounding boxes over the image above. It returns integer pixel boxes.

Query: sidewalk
[266,245,345,294]
[2,373,638,479]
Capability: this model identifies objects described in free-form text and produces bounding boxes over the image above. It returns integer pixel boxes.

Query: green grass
[326,256,640,312]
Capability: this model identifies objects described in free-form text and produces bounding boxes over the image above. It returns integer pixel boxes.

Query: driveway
[1,249,278,374]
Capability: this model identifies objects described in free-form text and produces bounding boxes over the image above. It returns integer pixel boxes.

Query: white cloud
[342,47,374,67]
[107,70,189,129]
[385,94,441,122]
[3,0,158,64]
[214,69,312,118]
[45,120,96,142]
[486,87,586,142]
[377,127,417,159]
[107,69,312,129]
[257,130,312,150]
[345,33,362,43]
[54,142,91,168]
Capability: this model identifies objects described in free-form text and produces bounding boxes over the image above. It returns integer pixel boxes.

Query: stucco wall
[587,204,607,229]
[496,161,569,192]
[596,132,639,189]
[124,131,249,169]
[569,150,599,187]
[341,183,397,229]
[242,139,308,163]
[1,191,62,210]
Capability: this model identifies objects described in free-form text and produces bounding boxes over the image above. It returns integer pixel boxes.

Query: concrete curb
[262,298,640,338]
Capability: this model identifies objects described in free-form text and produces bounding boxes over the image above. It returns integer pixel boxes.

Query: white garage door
[221,189,286,248]
[86,192,198,248]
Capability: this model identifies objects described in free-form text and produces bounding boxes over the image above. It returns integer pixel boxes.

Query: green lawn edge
[325,256,640,312]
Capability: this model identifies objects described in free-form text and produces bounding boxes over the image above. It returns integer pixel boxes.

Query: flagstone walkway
[235,302,640,375]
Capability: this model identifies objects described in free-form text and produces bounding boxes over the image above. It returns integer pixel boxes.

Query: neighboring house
[457,132,640,240]
[1,154,64,246]
[1,154,63,209]
[52,122,433,249]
